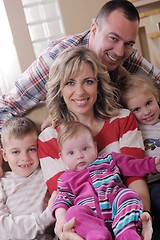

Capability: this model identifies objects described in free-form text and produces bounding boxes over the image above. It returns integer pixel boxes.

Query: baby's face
[2,132,39,177]
[60,130,98,171]
[126,88,160,125]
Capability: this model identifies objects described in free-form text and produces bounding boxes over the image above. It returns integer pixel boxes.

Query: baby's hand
[155,156,160,172]
[54,218,66,238]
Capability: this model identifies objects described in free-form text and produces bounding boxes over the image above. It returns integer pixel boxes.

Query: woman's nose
[75,84,85,95]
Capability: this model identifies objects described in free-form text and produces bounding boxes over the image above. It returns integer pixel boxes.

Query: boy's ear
[1,149,8,162]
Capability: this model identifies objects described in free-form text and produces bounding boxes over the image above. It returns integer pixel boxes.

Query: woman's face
[61,62,98,118]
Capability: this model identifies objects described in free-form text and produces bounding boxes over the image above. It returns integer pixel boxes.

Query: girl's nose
[143,107,151,116]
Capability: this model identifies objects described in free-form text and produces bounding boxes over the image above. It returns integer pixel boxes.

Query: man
[0,1,158,239]
[0,0,159,132]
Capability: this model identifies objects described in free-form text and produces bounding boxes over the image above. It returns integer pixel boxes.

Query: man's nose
[114,42,125,58]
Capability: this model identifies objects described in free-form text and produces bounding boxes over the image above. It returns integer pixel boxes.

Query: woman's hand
[59,217,84,240]
[141,211,153,240]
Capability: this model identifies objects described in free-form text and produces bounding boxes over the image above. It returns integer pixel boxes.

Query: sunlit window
[0,1,21,94]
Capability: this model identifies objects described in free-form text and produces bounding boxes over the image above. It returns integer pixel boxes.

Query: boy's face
[2,132,39,177]
[60,129,98,171]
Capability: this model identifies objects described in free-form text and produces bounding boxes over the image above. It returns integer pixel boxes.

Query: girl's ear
[59,152,61,157]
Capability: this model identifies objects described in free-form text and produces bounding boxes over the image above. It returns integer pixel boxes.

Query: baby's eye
[82,147,87,151]
[68,151,74,155]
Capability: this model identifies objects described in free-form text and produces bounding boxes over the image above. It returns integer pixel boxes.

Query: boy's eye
[12,151,19,154]
[29,147,37,152]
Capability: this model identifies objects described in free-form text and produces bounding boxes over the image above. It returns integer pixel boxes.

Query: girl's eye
[147,100,152,106]
[133,108,140,113]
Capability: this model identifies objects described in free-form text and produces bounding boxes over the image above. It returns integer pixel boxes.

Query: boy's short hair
[1,116,38,147]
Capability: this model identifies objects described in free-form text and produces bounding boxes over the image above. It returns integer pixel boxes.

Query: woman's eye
[65,81,75,86]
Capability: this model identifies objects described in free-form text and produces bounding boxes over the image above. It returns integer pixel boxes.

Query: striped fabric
[0,30,160,131]
[52,152,156,237]
[0,168,55,239]
[38,109,145,194]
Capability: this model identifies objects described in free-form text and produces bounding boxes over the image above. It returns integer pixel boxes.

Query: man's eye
[109,36,118,42]
[125,42,134,49]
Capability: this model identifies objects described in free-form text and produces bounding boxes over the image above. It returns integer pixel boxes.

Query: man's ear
[90,22,97,36]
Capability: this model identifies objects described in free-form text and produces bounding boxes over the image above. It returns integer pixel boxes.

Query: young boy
[52,121,160,240]
[0,116,56,240]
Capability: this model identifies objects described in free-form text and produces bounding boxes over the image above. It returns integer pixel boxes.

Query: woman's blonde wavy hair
[46,46,120,124]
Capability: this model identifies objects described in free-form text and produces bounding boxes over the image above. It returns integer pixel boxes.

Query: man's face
[89,9,139,71]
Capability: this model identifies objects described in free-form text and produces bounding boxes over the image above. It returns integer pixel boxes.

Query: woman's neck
[77,114,104,137]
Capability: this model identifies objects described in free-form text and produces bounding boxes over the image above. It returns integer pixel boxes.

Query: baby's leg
[112,189,143,240]
[66,205,112,240]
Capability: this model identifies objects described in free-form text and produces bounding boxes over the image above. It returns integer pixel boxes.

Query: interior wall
[58,0,107,35]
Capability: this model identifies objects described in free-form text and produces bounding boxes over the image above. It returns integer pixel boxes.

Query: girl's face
[61,62,98,119]
[126,87,160,125]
